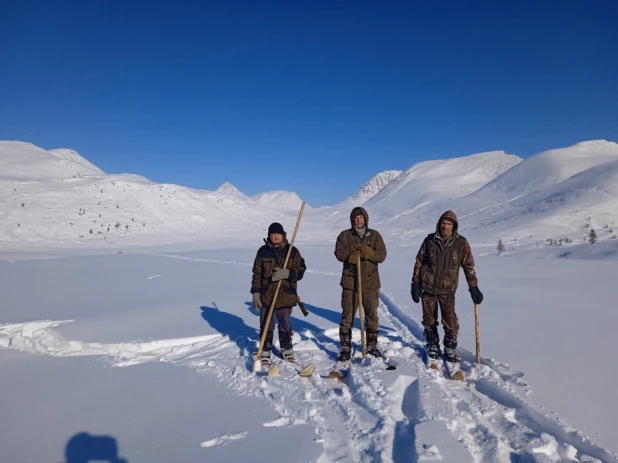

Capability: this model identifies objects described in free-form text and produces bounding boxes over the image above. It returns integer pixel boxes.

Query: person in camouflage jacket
[411,210,483,363]
[334,207,387,360]
[251,222,306,362]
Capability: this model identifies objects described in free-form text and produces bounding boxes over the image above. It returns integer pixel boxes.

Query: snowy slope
[470,140,618,203]
[0,141,105,180]
[378,140,618,248]
[458,157,618,240]
[215,181,248,199]
[252,190,306,212]
[341,170,403,205]
[0,143,326,250]
[363,150,522,222]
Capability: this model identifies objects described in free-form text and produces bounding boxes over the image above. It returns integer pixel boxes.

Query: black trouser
[260,306,293,350]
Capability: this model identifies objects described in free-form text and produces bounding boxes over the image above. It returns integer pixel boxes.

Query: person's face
[440,220,454,236]
[269,233,283,245]
[353,214,365,229]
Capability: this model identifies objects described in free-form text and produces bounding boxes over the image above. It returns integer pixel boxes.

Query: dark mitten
[411,282,421,303]
[469,286,483,304]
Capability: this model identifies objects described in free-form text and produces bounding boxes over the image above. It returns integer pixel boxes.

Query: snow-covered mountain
[0,142,324,250]
[368,140,618,249]
[443,140,618,240]
[469,140,618,203]
[3,139,618,255]
[215,181,247,199]
[252,190,305,212]
[0,141,105,180]
[362,150,522,222]
[341,170,403,206]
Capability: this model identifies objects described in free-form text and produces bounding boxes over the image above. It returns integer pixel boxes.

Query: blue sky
[1,1,617,206]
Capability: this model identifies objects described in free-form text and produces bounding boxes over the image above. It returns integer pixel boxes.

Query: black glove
[411,282,421,304]
[469,286,483,304]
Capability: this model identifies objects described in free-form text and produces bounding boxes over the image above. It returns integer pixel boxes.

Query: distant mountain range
[2,139,618,251]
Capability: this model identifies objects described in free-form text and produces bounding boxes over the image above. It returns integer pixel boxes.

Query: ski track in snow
[1,255,616,462]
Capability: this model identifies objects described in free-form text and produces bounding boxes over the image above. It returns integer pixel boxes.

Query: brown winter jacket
[334,207,387,293]
[251,237,306,308]
[412,210,478,295]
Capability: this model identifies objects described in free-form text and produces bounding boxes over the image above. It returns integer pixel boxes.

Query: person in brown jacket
[251,222,307,364]
[334,207,387,361]
[411,210,483,364]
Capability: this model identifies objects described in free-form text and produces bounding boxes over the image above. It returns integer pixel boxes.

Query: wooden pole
[357,254,366,359]
[474,303,481,364]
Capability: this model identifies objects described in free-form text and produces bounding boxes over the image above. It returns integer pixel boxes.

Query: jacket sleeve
[461,239,479,288]
[412,239,426,284]
[250,250,262,294]
[368,231,387,264]
[287,247,306,282]
[334,231,353,262]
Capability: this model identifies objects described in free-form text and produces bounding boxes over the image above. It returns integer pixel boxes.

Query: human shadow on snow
[61,432,128,463]
[200,303,259,372]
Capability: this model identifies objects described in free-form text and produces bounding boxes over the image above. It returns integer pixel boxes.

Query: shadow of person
[64,432,128,463]
[200,303,259,371]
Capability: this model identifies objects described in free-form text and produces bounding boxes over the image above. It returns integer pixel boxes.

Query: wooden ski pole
[474,303,481,364]
[357,254,366,359]
[253,202,305,373]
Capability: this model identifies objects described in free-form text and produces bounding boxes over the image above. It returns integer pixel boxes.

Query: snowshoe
[445,360,464,381]
[426,344,440,370]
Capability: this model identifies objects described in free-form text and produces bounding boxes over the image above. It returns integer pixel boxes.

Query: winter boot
[366,329,383,358]
[279,330,295,362]
[424,327,440,360]
[337,329,352,362]
[444,337,459,363]
[259,330,274,365]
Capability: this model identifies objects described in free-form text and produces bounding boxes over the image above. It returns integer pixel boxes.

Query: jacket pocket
[282,285,295,295]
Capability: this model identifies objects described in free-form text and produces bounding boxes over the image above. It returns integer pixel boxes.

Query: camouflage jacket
[412,210,478,294]
[251,238,306,308]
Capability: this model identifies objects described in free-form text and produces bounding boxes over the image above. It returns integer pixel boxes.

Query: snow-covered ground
[1,246,616,462]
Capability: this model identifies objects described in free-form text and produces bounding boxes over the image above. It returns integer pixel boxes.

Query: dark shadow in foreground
[64,432,128,463]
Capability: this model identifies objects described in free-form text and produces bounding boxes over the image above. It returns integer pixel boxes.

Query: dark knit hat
[268,222,285,235]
